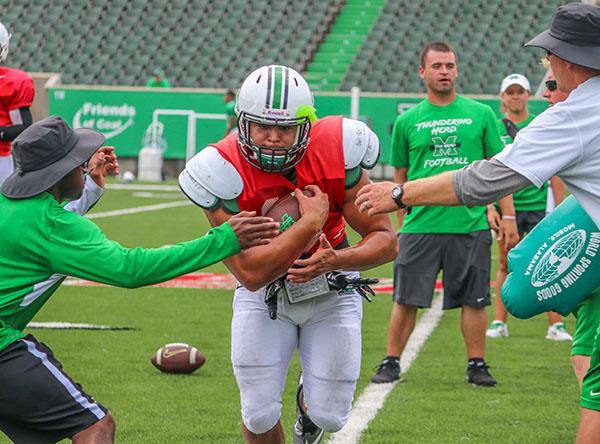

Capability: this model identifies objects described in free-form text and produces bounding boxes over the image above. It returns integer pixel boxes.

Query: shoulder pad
[342,118,380,170]
[178,146,243,209]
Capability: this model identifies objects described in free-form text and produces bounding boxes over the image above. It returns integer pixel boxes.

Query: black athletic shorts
[515,210,546,235]
[393,230,492,310]
[495,206,546,236]
[0,335,108,443]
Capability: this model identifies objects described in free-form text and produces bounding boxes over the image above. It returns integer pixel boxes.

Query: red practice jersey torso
[0,67,35,156]
[215,115,348,248]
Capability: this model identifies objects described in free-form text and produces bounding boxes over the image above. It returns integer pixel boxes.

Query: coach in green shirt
[371,42,518,387]
[0,116,278,444]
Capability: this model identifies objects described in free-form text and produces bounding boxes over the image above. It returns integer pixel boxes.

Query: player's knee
[74,411,116,442]
[243,402,281,435]
[310,410,347,433]
[102,411,116,437]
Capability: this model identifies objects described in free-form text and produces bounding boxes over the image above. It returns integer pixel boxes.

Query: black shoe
[371,357,401,384]
[466,361,496,387]
[293,374,324,444]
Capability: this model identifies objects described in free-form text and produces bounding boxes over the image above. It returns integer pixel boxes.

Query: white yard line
[329,295,444,444]
[27,322,137,330]
[87,200,192,219]
[105,184,180,191]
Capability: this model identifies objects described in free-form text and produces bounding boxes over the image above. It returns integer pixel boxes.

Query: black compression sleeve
[0,107,33,141]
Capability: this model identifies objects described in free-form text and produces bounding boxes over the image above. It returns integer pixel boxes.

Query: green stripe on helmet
[272,66,283,109]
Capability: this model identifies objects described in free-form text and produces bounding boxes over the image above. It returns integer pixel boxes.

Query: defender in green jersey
[372,42,519,388]
[486,74,573,342]
[0,117,278,444]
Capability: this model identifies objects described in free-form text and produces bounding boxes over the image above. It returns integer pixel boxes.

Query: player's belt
[264,272,378,320]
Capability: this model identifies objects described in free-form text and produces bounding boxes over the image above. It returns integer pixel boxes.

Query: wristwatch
[391,185,408,209]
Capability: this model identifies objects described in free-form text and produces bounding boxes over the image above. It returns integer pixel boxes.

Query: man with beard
[371,42,518,387]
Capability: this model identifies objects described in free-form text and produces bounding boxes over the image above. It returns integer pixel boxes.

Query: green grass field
[4,184,580,443]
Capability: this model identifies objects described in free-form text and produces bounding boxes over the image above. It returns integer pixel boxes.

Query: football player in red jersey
[0,22,34,185]
[179,65,397,444]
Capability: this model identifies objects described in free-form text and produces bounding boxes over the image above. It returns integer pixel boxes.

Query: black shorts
[496,206,546,236]
[515,210,546,235]
[394,230,492,310]
[0,335,108,443]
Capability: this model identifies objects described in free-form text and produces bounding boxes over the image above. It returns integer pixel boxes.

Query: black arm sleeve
[0,107,33,141]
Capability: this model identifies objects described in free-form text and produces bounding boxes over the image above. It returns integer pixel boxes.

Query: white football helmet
[0,23,10,63]
[235,65,316,172]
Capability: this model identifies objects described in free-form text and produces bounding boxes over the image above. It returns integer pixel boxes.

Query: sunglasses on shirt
[545,80,558,91]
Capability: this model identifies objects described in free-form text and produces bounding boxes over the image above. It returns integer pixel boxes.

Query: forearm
[225,219,323,290]
[402,171,460,206]
[498,194,515,216]
[51,222,241,288]
[334,229,398,271]
[453,158,533,206]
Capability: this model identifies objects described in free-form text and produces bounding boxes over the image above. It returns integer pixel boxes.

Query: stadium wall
[47,85,551,179]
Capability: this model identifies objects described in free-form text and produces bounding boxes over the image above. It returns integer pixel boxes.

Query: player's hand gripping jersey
[502,196,600,318]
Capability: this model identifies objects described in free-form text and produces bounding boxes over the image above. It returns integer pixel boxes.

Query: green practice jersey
[497,114,548,211]
[390,95,503,233]
[0,193,240,351]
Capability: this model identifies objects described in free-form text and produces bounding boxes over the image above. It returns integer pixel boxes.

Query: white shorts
[231,273,363,434]
[0,155,14,185]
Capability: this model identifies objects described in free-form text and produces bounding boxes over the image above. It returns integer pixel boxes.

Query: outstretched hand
[355,182,398,215]
[88,146,120,188]
[228,211,280,249]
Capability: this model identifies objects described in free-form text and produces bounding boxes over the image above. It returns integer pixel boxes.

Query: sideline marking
[87,200,192,219]
[27,322,137,330]
[131,192,184,199]
[329,295,444,444]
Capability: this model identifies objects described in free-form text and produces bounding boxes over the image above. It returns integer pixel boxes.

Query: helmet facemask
[237,112,311,173]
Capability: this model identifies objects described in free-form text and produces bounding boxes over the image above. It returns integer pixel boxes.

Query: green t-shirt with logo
[390,95,503,234]
[497,114,548,211]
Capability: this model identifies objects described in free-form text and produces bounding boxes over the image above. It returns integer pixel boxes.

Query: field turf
[3,184,579,443]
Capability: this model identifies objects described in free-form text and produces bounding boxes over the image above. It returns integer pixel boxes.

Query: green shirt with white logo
[497,114,548,211]
[0,193,240,351]
[390,95,503,233]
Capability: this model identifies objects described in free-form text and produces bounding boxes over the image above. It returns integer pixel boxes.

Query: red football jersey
[215,115,348,249]
[0,67,35,156]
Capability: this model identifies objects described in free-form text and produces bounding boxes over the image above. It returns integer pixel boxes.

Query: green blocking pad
[502,196,600,318]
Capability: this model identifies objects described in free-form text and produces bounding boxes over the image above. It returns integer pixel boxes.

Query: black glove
[326,272,378,302]
[264,278,284,320]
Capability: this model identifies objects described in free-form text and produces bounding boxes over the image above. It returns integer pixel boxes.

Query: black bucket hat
[525,3,600,70]
[1,116,105,199]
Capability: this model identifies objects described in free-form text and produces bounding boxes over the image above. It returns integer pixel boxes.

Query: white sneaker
[486,320,509,338]
[546,323,573,341]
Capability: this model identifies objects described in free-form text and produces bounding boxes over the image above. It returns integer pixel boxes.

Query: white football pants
[231,274,363,435]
